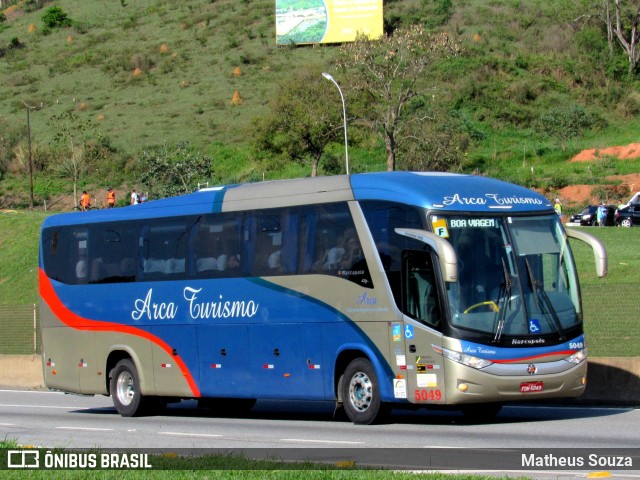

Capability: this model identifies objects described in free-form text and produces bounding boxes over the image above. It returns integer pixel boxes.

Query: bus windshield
[436,214,581,340]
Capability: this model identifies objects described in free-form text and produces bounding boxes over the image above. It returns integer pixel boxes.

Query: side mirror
[394,228,458,282]
[565,228,607,278]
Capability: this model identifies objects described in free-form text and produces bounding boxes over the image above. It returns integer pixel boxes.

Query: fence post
[33,303,37,356]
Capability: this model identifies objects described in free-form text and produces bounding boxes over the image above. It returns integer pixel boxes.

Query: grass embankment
[568,227,640,356]
[0,440,523,480]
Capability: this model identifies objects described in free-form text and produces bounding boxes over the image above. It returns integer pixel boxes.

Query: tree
[253,68,343,177]
[47,111,94,206]
[398,103,478,172]
[138,142,213,199]
[337,26,462,171]
[603,0,640,73]
[57,145,87,209]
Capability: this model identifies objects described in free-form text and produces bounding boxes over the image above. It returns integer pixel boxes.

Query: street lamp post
[322,72,349,175]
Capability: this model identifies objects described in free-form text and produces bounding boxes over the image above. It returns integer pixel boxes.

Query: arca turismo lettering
[442,193,543,207]
[131,287,259,321]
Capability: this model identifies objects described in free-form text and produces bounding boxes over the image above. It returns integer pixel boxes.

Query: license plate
[520,381,544,393]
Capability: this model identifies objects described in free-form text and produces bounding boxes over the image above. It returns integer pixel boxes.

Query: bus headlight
[439,346,493,370]
[566,348,587,364]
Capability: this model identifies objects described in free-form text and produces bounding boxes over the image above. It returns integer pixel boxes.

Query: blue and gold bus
[39,172,606,424]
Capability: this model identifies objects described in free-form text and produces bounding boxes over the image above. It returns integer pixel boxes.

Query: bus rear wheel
[341,358,387,425]
[110,359,147,417]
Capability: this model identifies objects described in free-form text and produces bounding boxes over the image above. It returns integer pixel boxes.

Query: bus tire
[110,359,146,417]
[341,358,387,425]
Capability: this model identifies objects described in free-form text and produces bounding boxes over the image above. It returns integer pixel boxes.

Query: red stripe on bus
[491,350,576,363]
[38,268,201,397]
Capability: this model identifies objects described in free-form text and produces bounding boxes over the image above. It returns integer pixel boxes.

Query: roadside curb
[0,354,44,390]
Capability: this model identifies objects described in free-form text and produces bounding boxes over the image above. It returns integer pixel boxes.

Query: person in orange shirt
[80,191,91,211]
[107,187,116,208]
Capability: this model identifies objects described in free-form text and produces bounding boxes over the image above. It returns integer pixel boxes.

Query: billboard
[276,0,383,45]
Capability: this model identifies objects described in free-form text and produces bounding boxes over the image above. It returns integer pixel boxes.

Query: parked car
[570,205,615,226]
[615,204,640,227]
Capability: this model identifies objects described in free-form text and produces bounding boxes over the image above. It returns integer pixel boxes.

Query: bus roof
[42,172,552,228]
[350,172,552,212]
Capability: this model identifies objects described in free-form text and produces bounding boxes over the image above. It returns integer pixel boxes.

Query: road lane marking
[0,389,66,395]
[280,438,364,445]
[55,427,114,432]
[0,404,76,410]
[159,432,223,438]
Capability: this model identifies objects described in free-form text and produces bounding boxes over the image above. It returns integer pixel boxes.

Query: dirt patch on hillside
[557,144,640,205]
[2,4,26,22]
[569,143,640,162]
[558,173,640,206]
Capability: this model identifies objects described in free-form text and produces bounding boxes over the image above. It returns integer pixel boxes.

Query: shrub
[42,6,72,29]
[535,105,605,149]
[617,90,640,118]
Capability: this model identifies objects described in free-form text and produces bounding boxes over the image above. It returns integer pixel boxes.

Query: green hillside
[1,0,640,209]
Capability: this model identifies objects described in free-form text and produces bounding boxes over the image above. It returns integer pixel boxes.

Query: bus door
[398,249,447,405]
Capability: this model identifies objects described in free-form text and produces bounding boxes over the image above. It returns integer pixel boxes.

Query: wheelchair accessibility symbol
[528,319,541,334]
[404,325,414,339]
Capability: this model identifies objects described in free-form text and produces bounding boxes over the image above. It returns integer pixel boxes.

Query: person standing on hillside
[597,203,607,227]
[130,189,139,206]
[107,187,116,208]
[80,190,91,211]
[554,198,562,219]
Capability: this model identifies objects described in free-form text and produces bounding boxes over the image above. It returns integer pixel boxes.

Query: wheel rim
[116,371,135,406]
[622,219,631,227]
[348,371,373,412]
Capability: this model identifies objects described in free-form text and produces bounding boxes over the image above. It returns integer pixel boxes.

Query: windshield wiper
[524,257,566,341]
[492,258,512,343]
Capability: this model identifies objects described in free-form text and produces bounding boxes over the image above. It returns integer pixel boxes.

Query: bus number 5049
[415,389,442,401]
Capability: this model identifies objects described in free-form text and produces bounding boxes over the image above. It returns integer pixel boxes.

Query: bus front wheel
[341,358,387,425]
[110,359,145,417]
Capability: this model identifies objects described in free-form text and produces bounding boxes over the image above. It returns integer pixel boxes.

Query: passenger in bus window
[225,254,241,275]
[268,250,281,271]
[75,259,87,283]
[324,245,344,269]
[340,233,363,269]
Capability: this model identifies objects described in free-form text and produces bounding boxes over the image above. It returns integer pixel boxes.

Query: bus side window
[248,208,299,276]
[141,218,188,281]
[250,212,282,276]
[190,214,244,278]
[42,227,89,285]
[89,224,137,283]
[301,203,373,287]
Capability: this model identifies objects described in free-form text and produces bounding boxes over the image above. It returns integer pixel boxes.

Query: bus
[39,172,607,424]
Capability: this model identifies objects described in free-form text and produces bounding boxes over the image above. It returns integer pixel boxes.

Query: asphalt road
[1,388,639,478]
